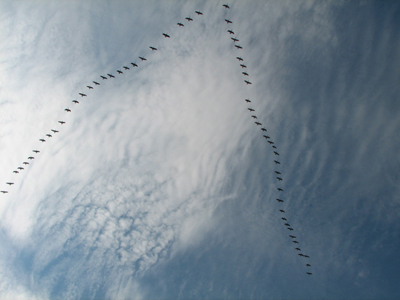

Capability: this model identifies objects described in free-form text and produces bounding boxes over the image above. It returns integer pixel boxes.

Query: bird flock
[1,3,312,276]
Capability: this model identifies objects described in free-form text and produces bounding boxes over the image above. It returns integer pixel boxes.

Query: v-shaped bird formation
[2,2,312,276]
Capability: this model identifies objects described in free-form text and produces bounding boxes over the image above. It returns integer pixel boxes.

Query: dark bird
[17,167,24,170]
[276,199,283,203]
[307,272,312,275]
[306,264,311,267]
[245,99,251,102]
[79,93,87,97]
[6,182,14,185]
[131,63,138,67]
[255,122,262,126]
[240,64,247,68]
[123,66,130,70]
[248,108,255,111]
[228,30,234,34]
[242,72,249,76]
[28,157,34,160]
[87,86,93,89]
[298,253,305,257]
[117,70,123,74]
[108,73,115,78]
[296,248,301,251]
[195,11,203,15]
[284,223,290,226]
[39,139,46,142]
[263,135,270,139]
[261,128,267,131]
[275,171,281,174]
[150,47,157,51]
[177,22,184,27]
[139,57,147,61]
[244,80,252,85]
[23,162,29,165]
[13,171,19,173]
[51,129,59,133]
[65,108,71,112]
[292,240,299,244]
[33,150,40,153]
[225,19,233,24]
[163,33,170,38]
[58,121,65,124]
[0,191,8,194]
[236,57,243,61]
[274,160,281,164]
[277,188,283,191]
[185,17,193,21]
[304,255,310,258]
[46,134,52,138]
[235,45,243,49]
[272,145,277,149]
[289,235,296,239]
[277,177,283,181]
[274,151,280,155]
[93,81,100,85]
[231,37,239,42]
[100,75,107,80]
[72,100,79,104]
[251,115,257,119]
[288,228,294,231]
[223,4,230,8]
[279,209,285,213]
[268,141,275,144]
[281,217,287,221]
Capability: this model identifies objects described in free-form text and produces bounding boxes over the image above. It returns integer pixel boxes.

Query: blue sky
[1,1,400,299]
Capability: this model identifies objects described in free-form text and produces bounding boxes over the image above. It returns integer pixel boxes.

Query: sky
[1,0,400,299]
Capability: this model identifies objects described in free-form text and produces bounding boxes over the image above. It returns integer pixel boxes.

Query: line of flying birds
[2,3,312,277]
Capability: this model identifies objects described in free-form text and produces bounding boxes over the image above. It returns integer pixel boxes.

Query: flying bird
[263,135,270,139]
[236,57,243,61]
[6,182,14,185]
[307,272,312,275]
[131,63,138,67]
[268,141,275,144]
[33,150,40,153]
[288,228,294,231]
[139,57,147,61]
[277,188,283,191]
[244,80,252,85]
[272,145,277,149]
[281,217,287,221]
[225,19,232,24]
[245,99,251,102]
[93,81,100,85]
[150,47,157,51]
[100,75,107,80]
[251,115,257,119]
[107,73,115,78]
[195,11,203,15]
[296,248,301,251]
[87,86,93,89]
[223,4,230,8]
[65,108,71,112]
[46,134,52,138]
[276,199,284,202]
[17,167,24,170]
[255,122,262,126]
[277,177,283,181]
[28,157,34,159]
[231,37,239,42]
[274,160,281,164]
[261,128,267,131]
[279,210,285,213]
[289,235,296,239]
[248,108,255,111]
[274,151,280,155]
[240,64,247,68]
[13,171,19,174]
[51,129,59,133]
[185,17,193,21]
[22,162,29,165]
[123,66,129,70]
[177,22,184,27]
[117,70,123,74]
[79,93,87,97]
[72,100,79,104]
[227,30,234,34]
[163,33,170,38]
[58,121,66,124]
[39,139,46,142]
[235,45,243,49]
[242,72,249,76]
[275,171,281,174]
[292,240,299,244]
[306,264,311,267]
[0,191,8,194]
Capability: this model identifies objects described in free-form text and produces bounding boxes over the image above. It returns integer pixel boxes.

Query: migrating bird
[22,162,29,165]
[261,128,267,131]
[107,73,115,78]
[45,134,52,138]
[150,47,157,51]
[39,139,46,142]
[100,75,107,80]
[58,121,66,124]
[0,191,8,194]
[275,171,281,174]
[296,248,301,251]
[185,17,193,21]
[6,182,14,185]
[231,37,239,42]
[244,80,252,85]
[65,108,71,112]
[281,217,287,221]
[117,70,123,74]
[79,93,87,97]
[177,22,184,27]
[277,188,283,191]
[93,81,100,85]
[131,63,138,67]
[28,157,34,160]
[87,86,93,89]
[279,210,285,213]
[13,171,19,173]
[51,129,59,133]
[263,135,270,139]
[306,264,311,267]
[162,33,170,38]
[272,145,277,149]
[123,66,130,70]
[227,30,234,34]
[276,199,283,203]
[33,150,40,153]
[292,240,299,244]
[304,255,310,258]
[17,167,24,170]
[251,115,257,119]
[223,4,230,8]
[288,228,294,231]
[245,99,251,102]
[195,11,203,15]
[274,151,280,155]
[139,57,147,61]
[289,235,296,239]
[268,141,275,144]
[298,254,305,257]
[284,223,290,226]
[248,108,255,111]
[307,272,312,275]
[235,45,243,49]
[242,72,249,76]
[277,177,283,181]
[225,19,232,24]
[274,160,281,164]
[236,57,243,61]
[255,122,262,126]
[240,64,247,68]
